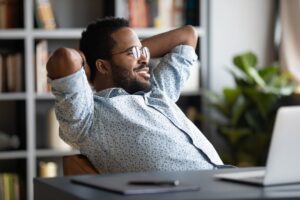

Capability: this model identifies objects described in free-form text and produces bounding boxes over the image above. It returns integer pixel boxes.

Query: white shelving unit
[0,0,208,199]
[0,151,27,159]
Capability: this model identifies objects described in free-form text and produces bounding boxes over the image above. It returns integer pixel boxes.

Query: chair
[63,154,99,176]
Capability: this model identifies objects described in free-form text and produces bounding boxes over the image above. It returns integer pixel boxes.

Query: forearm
[49,65,94,145]
[47,48,84,80]
[141,25,198,58]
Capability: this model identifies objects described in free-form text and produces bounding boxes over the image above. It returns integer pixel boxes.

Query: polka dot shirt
[49,45,223,173]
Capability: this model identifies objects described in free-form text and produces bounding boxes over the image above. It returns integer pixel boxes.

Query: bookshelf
[0,0,208,199]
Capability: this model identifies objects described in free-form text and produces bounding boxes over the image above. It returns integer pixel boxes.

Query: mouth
[134,65,150,79]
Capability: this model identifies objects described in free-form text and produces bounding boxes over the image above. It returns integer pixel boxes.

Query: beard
[110,62,151,94]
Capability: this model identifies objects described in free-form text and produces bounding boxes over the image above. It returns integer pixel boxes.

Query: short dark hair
[79,17,129,82]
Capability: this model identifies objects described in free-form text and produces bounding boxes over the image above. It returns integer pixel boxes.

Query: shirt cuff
[171,45,198,62]
[48,67,87,93]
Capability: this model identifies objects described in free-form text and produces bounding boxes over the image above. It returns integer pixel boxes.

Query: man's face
[109,28,151,94]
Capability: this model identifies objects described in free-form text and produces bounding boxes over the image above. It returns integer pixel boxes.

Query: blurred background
[0,0,299,199]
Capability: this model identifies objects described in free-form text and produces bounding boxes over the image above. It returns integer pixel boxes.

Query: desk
[34,168,300,200]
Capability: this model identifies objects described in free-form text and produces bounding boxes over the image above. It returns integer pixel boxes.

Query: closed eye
[127,50,134,55]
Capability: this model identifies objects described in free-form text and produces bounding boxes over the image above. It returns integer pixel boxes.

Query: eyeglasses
[111,46,150,60]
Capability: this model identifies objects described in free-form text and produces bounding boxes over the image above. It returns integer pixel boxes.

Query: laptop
[215,106,300,186]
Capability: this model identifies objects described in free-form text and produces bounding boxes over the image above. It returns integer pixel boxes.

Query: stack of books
[119,0,199,28]
[0,173,20,200]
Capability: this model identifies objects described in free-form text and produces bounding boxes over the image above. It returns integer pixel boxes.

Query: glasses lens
[142,47,150,59]
[130,46,150,59]
[132,46,140,59]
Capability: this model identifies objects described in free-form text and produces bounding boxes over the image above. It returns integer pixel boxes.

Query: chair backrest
[63,154,99,176]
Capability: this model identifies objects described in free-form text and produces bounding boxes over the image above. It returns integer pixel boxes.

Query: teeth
[137,70,150,78]
[136,67,150,78]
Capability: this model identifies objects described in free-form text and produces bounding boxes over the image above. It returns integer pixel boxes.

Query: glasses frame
[111,46,150,60]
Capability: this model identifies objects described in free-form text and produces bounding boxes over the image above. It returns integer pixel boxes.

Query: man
[47,17,224,173]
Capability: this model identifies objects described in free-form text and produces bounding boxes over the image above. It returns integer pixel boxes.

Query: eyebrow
[126,45,141,51]
[112,45,142,55]
[124,46,135,52]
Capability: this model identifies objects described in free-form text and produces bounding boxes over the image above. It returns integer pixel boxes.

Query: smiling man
[46,17,224,173]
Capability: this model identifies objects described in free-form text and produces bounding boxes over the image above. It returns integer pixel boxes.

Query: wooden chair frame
[63,154,98,176]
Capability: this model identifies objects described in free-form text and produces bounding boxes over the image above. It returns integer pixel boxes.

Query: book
[13,175,20,200]
[0,173,20,200]
[157,0,173,28]
[172,0,184,27]
[6,53,23,92]
[35,0,56,29]
[128,0,148,27]
[0,54,6,92]
[146,0,159,27]
[0,0,6,28]
[35,40,49,93]
[0,0,22,29]
[126,0,186,28]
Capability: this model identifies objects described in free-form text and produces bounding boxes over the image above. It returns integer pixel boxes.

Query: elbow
[184,25,198,48]
[46,48,69,78]
[47,47,70,67]
[47,48,82,79]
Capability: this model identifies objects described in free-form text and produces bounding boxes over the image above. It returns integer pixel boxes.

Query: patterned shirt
[49,45,223,173]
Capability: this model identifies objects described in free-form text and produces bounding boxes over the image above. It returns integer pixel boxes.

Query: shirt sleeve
[150,45,198,102]
[48,68,94,148]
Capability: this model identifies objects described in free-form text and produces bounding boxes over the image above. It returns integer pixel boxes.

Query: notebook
[215,106,300,186]
[71,174,200,195]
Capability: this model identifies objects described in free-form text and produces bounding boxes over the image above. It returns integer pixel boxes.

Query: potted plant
[205,52,297,166]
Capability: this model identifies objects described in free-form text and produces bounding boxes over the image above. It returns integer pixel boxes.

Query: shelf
[32,27,205,39]
[0,93,27,100]
[0,150,27,159]
[36,149,79,157]
[0,30,26,39]
[33,29,83,39]
[35,93,55,100]
[135,27,205,38]
[0,1,207,199]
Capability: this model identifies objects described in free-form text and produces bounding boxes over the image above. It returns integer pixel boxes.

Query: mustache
[135,64,148,71]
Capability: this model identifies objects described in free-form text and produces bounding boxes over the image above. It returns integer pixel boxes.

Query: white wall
[209,0,276,93]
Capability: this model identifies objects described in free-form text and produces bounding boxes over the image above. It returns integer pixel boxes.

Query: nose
[138,52,149,65]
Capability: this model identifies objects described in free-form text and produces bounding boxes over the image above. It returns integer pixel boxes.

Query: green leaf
[270,72,293,88]
[204,90,230,117]
[244,111,261,131]
[233,52,257,71]
[231,97,247,126]
[223,88,241,107]
[243,88,277,118]
[219,127,252,145]
[258,66,279,82]
[204,51,297,166]
[279,85,296,96]
[233,52,266,88]
[203,90,221,105]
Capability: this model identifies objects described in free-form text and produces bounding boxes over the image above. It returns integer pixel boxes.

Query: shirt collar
[95,87,148,98]
[95,88,127,98]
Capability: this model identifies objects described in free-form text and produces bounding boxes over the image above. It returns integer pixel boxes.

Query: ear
[95,59,111,75]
